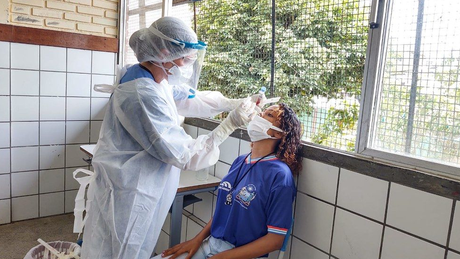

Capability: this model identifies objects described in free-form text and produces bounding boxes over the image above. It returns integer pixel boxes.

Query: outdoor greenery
[194,0,370,149]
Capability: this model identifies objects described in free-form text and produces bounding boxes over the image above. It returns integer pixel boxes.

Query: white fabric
[73,168,96,235]
[81,75,253,259]
[247,115,284,142]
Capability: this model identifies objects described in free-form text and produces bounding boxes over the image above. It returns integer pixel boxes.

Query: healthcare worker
[78,16,260,259]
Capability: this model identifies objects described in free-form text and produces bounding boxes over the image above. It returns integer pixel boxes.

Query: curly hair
[275,103,303,175]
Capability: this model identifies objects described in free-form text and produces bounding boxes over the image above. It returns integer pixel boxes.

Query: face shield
[148,26,207,89]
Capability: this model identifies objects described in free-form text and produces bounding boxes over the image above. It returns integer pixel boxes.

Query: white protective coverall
[81,71,250,259]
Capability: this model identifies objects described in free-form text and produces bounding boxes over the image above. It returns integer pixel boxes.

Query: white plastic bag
[24,241,81,259]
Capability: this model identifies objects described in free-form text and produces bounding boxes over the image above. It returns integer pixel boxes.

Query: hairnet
[129,16,198,63]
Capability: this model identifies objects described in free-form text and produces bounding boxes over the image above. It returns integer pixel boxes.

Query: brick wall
[3,0,118,38]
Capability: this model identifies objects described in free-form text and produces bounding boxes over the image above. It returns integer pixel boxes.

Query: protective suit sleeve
[173,84,243,118]
[112,80,255,172]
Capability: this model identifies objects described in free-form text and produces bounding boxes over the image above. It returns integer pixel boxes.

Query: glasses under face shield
[173,40,207,89]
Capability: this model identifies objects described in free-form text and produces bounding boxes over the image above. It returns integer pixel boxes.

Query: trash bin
[24,241,81,259]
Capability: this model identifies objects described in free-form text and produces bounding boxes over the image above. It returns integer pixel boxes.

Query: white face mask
[247,115,284,142]
[168,64,193,85]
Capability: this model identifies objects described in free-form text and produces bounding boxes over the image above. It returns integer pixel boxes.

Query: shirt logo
[219,181,232,192]
[235,184,257,208]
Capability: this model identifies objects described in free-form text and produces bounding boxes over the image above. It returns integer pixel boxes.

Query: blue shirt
[211,154,296,255]
[120,64,153,84]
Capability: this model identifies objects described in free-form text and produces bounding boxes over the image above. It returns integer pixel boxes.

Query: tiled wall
[0,41,115,224]
[173,124,460,259]
[1,0,118,37]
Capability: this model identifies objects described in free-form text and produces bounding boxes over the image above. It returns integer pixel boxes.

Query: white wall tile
[331,209,382,259]
[219,136,239,164]
[0,41,9,68]
[90,121,102,143]
[193,192,213,223]
[67,73,91,97]
[12,195,38,221]
[0,149,10,174]
[449,201,460,251]
[40,97,65,120]
[0,69,10,95]
[0,174,10,199]
[65,168,80,190]
[0,199,11,224]
[381,227,445,259]
[91,75,114,97]
[11,171,38,196]
[448,252,460,259]
[11,96,39,121]
[66,121,90,144]
[40,46,66,72]
[290,237,328,259]
[91,98,109,120]
[40,169,64,193]
[215,161,231,179]
[11,122,39,147]
[66,144,87,167]
[65,190,78,213]
[0,123,9,148]
[337,169,388,222]
[40,145,65,170]
[11,43,39,70]
[67,49,91,73]
[11,147,38,172]
[162,213,171,235]
[40,72,66,96]
[186,218,203,241]
[298,159,339,204]
[0,96,10,122]
[67,98,90,120]
[239,140,251,155]
[11,70,39,96]
[197,128,210,136]
[293,193,334,252]
[154,230,170,256]
[40,121,65,145]
[387,183,452,244]
[40,192,64,217]
[92,51,115,75]
[183,124,197,138]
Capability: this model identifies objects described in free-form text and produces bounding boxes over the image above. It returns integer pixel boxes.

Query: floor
[0,214,78,259]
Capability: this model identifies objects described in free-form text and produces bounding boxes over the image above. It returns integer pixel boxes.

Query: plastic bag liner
[24,241,81,259]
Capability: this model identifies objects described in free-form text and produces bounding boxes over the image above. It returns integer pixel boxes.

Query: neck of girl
[250,139,279,159]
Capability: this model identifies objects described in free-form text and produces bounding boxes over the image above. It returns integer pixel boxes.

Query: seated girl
[161,103,302,259]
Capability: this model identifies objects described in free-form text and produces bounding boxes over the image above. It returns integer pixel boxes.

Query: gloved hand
[211,98,257,144]
[250,93,281,108]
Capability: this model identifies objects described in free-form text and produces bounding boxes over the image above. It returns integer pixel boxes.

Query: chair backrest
[277,218,294,259]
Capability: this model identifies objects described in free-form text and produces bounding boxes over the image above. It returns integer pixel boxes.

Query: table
[79,144,221,247]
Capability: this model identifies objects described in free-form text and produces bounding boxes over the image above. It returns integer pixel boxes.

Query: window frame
[356,0,460,177]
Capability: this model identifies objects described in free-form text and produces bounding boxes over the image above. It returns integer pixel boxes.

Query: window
[358,0,460,175]
[120,0,460,177]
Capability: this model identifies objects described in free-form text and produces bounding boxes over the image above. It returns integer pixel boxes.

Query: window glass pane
[195,0,272,101]
[371,0,460,166]
[125,14,140,65]
[274,0,370,151]
[170,3,194,28]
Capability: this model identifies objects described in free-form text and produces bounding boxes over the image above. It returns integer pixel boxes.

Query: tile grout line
[378,181,391,259]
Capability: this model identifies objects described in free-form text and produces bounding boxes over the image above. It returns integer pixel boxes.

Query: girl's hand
[162,237,203,259]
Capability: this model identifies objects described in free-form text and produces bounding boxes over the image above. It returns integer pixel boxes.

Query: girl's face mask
[247,115,284,142]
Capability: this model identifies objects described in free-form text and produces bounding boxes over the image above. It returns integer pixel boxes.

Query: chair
[277,218,294,259]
